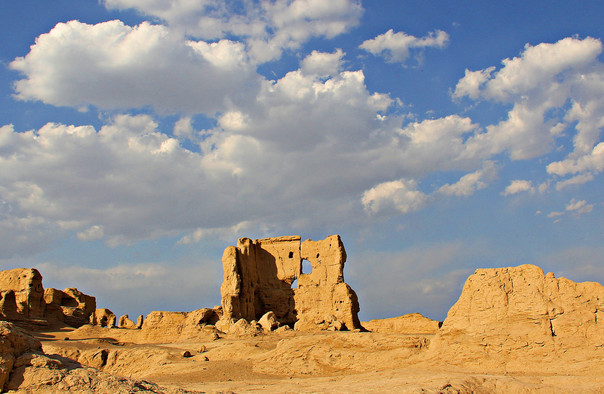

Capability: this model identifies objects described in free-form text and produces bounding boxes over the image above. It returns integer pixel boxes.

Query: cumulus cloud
[103,0,363,63]
[1,52,483,256]
[503,179,535,196]
[555,173,595,190]
[454,36,604,188]
[360,29,449,63]
[398,115,483,172]
[453,37,602,102]
[2,43,527,257]
[8,33,602,259]
[361,179,427,215]
[547,142,604,176]
[301,48,345,76]
[10,20,259,114]
[438,161,497,197]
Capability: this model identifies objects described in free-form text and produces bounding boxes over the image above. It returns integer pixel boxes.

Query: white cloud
[454,37,602,102]
[361,179,427,215]
[547,211,564,219]
[547,142,604,176]
[301,49,344,76]
[0,54,430,256]
[565,198,594,215]
[503,179,535,196]
[547,198,595,221]
[2,47,525,258]
[438,161,497,197]
[453,36,604,188]
[555,173,595,190]
[7,33,602,260]
[452,67,495,100]
[173,117,196,140]
[359,29,449,63]
[398,115,483,172]
[10,20,259,114]
[104,0,363,63]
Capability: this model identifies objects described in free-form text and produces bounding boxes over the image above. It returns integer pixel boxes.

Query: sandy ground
[23,323,604,393]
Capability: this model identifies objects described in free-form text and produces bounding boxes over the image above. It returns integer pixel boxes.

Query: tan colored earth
[8,316,604,393]
[1,237,603,392]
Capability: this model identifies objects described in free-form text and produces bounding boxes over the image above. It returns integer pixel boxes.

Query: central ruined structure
[220,235,361,331]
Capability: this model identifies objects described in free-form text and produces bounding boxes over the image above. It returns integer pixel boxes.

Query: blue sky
[1,1,603,321]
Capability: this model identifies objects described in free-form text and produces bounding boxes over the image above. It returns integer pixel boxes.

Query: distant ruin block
[220,235,361,331]
[90,308,116,327]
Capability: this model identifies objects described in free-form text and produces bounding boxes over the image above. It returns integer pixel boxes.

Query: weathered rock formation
[429,264,604,373]
[0,269,45,320]
[362,313,440,334]
[0,321,179,392]
[1,268,102,328]
[137,308,221,342]
[44,287,97,327]
[118,314,137,329]
[220,235,361,331]
[0,321,41,390]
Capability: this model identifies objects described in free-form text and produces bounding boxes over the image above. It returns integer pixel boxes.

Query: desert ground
[1,236,603,392]
[6,315,604,393]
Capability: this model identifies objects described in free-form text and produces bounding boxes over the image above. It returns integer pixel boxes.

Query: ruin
[0,268,101,328]
[220,235,361,331]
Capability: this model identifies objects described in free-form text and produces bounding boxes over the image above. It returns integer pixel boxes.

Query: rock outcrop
[430,264,604,373]
[0,321,41,390]
[220,235,361,331]
[44,287,97,327]
[0,321,178,392]
[0,268,104,329]
[0,269,46,320]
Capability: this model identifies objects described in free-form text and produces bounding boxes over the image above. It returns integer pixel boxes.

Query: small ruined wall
[0,269,45,320]
[0,268,99,328]
[294,236,360,330]
[220,235,361,330]
[222,236,301,324]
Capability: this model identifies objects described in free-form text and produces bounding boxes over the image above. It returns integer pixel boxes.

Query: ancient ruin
[0,269,45,320]
[0,268,100,328]
[220,235,361,331]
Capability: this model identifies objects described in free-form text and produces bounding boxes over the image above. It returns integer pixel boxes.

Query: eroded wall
[220,235,360,330]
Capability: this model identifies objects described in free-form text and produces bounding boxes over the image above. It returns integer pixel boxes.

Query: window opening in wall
[289,251,294,258]
[302,259,313,274]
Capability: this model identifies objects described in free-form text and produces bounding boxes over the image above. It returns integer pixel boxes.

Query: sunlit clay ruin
[220,235,361,331]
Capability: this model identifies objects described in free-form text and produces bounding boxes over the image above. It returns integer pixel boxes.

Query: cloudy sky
[1,0,603,321]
